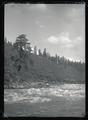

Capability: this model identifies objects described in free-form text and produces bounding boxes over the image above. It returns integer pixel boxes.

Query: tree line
[4,34,85,88]
[4,34,85,72]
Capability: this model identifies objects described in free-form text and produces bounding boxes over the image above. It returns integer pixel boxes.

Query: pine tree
[43,48,47,57]
[13,34,31,71]
[34,46,37,55]
[38,49,42,56]
[55,54,58,64]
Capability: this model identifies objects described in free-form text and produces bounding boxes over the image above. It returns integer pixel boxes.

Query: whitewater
[4,84,85,104]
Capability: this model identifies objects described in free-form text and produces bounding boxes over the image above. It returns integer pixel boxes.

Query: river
[4,84,85,117]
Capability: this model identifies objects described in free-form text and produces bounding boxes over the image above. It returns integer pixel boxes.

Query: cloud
[47,32,82,48]
[76,36,82,42]
[35,20,45,28]
[58,32,71,44]
[47,32,72,47]
[47,36,58,44]
[73,36,82,46]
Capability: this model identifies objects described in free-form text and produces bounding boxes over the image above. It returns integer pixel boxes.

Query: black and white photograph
[4,3,85,117]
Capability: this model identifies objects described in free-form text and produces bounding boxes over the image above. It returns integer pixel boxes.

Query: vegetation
[4,34,85,88]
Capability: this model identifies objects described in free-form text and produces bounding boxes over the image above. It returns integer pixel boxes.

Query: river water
[4,84,85,117]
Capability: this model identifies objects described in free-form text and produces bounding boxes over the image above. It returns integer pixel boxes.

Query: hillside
[4,51,85,88]
[4,37,85,88]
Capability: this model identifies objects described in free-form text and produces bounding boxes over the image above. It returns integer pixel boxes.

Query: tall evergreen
[43,48,47,57]
[38,49,42,56]
[34,46,37,55]
[13,34,31,71]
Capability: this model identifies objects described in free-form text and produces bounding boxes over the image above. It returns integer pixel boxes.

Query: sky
[5,3,85,62]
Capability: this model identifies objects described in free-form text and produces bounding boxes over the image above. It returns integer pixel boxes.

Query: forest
[4,34,85,88]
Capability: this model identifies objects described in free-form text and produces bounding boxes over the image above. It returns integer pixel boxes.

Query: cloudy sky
[5,3,85,62]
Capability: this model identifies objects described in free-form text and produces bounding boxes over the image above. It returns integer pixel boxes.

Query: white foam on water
[28,97,51,103]
[4,84,85,103]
